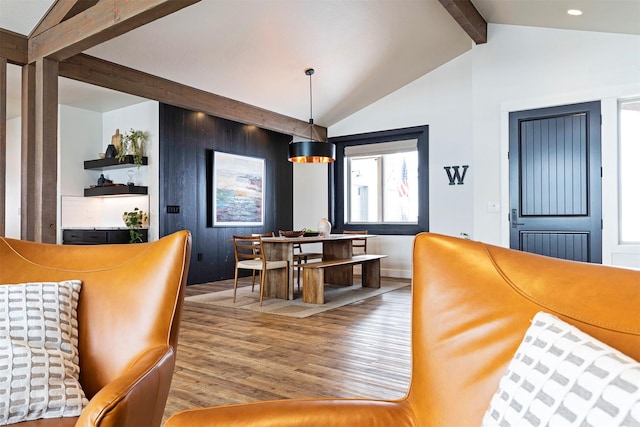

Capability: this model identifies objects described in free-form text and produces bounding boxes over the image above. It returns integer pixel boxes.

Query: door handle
[511,209,524,228]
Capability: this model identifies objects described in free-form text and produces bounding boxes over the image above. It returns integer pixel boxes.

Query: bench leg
[361,259,381,288]
[302,268,324,304]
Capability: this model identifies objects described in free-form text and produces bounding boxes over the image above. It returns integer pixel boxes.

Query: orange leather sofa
[165,232,640,426]
[0,230,191,427]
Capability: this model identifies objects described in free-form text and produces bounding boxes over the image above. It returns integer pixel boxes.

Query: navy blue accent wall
[159,104,293,284]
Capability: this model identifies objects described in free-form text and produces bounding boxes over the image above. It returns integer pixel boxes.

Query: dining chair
[249,232,275,292]
[344,230,368,254]
[233,235,288,306]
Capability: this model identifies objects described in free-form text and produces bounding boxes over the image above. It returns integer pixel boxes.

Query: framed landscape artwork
[213,151,265,226]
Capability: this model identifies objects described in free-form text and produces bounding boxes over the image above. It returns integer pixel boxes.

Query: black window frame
[328,125,429,235]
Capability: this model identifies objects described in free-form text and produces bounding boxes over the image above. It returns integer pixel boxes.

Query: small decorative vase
[112,129,122,154]
[317,218,331,236]
[105,144,117,158]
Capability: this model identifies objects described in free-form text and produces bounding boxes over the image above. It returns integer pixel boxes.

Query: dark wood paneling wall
[159,104,293,285]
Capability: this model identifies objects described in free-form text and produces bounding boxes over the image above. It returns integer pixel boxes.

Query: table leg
[322,240,353,285]
[262,241,294,300]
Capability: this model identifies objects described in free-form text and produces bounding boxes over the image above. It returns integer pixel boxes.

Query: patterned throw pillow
[0,280,88,425]
[482,311,640,427]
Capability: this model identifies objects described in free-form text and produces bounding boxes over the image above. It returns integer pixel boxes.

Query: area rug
[185,278,410,318]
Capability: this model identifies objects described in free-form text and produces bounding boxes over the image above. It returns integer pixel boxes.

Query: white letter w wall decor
[444,165,469,185]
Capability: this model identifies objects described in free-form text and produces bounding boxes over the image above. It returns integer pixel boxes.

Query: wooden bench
[296,254,387,304]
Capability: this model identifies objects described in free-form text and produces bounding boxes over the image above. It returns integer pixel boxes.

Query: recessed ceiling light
[567,9,583,16]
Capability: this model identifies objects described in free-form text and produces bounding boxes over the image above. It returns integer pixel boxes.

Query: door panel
[520,232,588,261]
[509,101,601,263]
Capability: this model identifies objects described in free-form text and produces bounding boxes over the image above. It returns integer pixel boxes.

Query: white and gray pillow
[483,311,640,427]
[0,280,88,425]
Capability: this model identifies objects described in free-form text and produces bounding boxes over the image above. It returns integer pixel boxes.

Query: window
[345,140,418,223]
[329,126,428,235]
[619,99,640,243]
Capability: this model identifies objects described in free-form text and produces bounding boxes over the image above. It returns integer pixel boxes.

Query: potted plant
[122,207,148,243]
[116,129,147,166]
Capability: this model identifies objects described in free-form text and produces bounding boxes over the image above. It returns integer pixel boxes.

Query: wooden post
[21,59,58,243]
[21,63,35,241]
[33,57,58,243]
[0,57,5,237]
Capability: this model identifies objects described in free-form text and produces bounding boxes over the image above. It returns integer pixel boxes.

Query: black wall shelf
[84,156,148,170]
[84,155,149,196]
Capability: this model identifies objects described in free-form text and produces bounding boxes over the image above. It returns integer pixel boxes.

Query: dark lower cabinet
[62,229,148,245]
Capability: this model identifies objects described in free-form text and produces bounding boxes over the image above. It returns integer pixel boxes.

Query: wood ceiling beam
[59,54,325,140]
[60,0,102,22]
[0,30,28,65]
[439,0,487,44]
[29,0,200,62]
[30,0,82,37]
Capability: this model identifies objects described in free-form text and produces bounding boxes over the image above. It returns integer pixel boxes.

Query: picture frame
[213,151,265,226]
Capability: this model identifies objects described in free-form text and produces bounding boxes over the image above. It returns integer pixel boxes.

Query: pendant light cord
[306,68,315,141]
[309,71,313,125]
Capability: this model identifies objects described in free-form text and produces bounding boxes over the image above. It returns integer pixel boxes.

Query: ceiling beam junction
[0,30,28,65]
[29,0,200,62]
[439,0,487,44]
[30,0,82,38]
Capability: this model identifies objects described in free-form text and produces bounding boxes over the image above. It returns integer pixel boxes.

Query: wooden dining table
[260,234,374,300]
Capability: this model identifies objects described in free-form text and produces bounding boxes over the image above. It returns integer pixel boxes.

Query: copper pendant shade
[288,139,336,163]
[288,68,336,163]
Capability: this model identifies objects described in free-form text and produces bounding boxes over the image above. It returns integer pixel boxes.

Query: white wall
[1,100,161,243]
[59,105,102,196]
[477,25,640,269]
[57,101,159,242]
[306,24,640,276]
[473,24,640,250]
[102,101,160,240]
[293,162,331,261]
[327,45,474,278]
[57,105,103,242]
[331,52,475,237]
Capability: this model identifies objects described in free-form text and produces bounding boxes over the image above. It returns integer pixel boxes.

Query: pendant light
[288,68,336,163]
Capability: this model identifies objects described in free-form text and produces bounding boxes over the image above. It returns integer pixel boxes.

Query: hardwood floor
[163,278,412,423]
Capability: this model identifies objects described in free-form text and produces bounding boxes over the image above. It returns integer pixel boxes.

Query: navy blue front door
[509,101,602,263]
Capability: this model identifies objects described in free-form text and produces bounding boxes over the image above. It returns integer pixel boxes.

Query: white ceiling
[2,0,640,127]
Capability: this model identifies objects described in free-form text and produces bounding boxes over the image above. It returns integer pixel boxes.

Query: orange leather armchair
[164,232,640,427]
[0,230,191,427]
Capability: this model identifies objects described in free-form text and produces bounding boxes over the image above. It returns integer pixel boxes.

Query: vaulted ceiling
[2,0,639,127]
